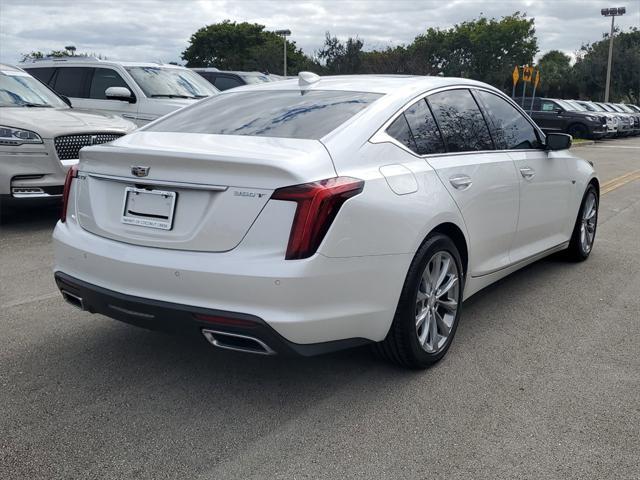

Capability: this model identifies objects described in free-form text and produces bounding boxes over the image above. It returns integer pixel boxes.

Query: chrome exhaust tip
[201,329,276,356]
[61,290,85,311]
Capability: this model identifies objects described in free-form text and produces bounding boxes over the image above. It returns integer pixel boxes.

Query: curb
[571,140,596,148]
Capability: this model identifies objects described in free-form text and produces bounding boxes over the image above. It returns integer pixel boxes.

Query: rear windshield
[145,90,382,139]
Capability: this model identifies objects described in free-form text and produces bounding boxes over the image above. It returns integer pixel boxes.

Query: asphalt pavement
[1,136,639,479]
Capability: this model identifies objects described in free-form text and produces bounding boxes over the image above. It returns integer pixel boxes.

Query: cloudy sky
[1,0,638,65]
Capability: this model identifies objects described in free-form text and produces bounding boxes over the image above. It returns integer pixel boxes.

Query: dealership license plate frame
[121,186,177,230]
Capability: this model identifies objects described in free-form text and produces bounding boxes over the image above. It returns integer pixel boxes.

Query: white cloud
[1,0,638,65]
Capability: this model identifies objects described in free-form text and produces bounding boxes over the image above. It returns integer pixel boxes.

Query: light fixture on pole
[275,29,291,77]
[600,6,626,102]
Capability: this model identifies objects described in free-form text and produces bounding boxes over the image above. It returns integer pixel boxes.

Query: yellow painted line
[601,169,640,195]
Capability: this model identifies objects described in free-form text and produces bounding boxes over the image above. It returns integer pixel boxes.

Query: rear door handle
[520,167,536,180]
[449,174,472,190]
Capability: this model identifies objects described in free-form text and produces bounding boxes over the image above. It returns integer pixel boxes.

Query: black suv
[191,68,276,91]
[521,97,608,139]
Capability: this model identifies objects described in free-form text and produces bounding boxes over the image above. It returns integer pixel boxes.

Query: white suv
[23,57,218,126]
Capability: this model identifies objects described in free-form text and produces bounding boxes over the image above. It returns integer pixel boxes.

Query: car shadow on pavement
[0,201,60,233]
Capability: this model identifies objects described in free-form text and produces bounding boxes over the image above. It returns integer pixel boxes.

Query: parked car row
[518,96,640,139]
[191,67,281,90]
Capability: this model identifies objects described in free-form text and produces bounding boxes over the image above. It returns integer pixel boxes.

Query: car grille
[54,133,124,160]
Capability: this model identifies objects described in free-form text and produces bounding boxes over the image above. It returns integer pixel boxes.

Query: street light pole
[275,29,291,77]
[601,7,626,102]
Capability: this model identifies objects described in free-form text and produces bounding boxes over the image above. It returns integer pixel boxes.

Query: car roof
[229,74,495,95]
[20,57,189,69]
[0,63,25,73]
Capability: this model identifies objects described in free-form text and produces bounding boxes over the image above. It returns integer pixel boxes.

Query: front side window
[214,75,244,91]
[146,90,382,140]
[427,89,493,152]
[476,91,540,150]
[89,68,129,99]
[125,66,217,98]
[403,99,445,155]
[540,100,559,112]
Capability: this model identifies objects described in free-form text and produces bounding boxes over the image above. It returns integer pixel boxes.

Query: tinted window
[386,114,416,151]
[476,91,540,150]
[147,90,382,139]
[52,67,90,98]
[403,99,445,154]
[25,67,55,85]
[89,68,129,99]
[427,89,493,152]
[214,75,244,91]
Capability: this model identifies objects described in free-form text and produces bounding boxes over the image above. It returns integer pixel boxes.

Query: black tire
[373,233,464,369]
[566,184,599,262]
[567,123,589,140]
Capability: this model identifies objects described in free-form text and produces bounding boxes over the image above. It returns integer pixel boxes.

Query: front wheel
[374,234,464,369]
[567,123,589,139]
[566,184,598,261]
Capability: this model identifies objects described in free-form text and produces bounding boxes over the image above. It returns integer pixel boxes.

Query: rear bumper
[54,272,369,356]
[53,217,411,346]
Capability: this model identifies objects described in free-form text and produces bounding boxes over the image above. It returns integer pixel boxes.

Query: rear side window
[25,67,55,85]
[52,67,90,98]
[146,90,382,140]
[89,68,129,99]
[403,99,445,155]
[427,89,494,152]
[386,114,416,151]
[214,75,244,91]
[476,91,540,150]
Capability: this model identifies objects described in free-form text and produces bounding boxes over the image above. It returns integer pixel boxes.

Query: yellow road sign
[512,66,520,85]
[522,66,534,82]
[534,71,541,88]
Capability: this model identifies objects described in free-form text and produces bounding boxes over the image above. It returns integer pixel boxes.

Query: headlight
[0,126,43,145]
[584,115,598,122]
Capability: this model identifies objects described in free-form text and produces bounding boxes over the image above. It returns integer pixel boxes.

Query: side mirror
[546,133,572,151]
[59,94,72,107]
[105,86,135,103]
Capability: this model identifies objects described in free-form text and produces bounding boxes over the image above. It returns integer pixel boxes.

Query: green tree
[573,27,640,103]
[536,50,576,98]
[317,33,364,74]
[182,20,317,74]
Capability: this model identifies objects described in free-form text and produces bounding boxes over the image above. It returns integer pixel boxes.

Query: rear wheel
[566,184,598,261]
[374,234,464,369]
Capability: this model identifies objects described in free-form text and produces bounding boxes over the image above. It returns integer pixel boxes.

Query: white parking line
[1,292,60,309]
[591,145,640,149]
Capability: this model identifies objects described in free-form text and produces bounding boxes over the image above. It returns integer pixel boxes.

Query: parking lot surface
[1,137,639,479]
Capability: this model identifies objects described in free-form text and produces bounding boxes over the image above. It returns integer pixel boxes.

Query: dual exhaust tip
[60,290,276,356]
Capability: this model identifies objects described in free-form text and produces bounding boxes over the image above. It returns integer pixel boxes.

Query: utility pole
[601,7,626,102]
[275,29,291,77]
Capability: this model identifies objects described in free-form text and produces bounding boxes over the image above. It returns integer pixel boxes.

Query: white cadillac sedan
[53,73,599,368]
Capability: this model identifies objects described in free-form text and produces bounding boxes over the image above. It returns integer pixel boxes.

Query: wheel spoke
[438,298,457,313]
[429,307,438,350]
[436,276,458,299]
[415,309,428,329]
[585,207,596,220]
[429,253,442,290]
[418,311,430,345]
[435,257,450,290]
[435,310,451,336]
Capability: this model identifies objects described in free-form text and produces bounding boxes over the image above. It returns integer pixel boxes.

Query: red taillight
[60,164,78,223]
[271,177,364,260]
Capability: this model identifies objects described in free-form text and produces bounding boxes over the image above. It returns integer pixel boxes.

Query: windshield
[0,69,67,108]
[554,99,575,111]
[146,90,382,140]
[565,100,586,111]
[595,103,614,112]
[125,66,217,98]
[616,104,633,113]
[239,73,274,84]
[580,102,601,112]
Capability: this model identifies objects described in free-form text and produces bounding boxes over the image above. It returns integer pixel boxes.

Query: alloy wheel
[580,190,597,253]
[415,251,460,353]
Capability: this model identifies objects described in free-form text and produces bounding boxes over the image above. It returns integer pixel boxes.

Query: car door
[78,67,139,120]
[421,88,520,276]
[535,99,567,132]
[474,89,573,262]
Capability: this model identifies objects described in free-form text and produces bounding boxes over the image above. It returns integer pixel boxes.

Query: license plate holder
[121,187,177,230]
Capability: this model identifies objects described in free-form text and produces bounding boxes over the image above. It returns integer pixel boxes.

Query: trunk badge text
[131,166,150,177]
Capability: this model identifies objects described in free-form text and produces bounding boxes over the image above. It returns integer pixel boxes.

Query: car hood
[0,107,137,139]
[147,97,203,116]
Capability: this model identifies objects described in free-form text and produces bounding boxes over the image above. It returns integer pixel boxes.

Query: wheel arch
[428,222,469,276]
